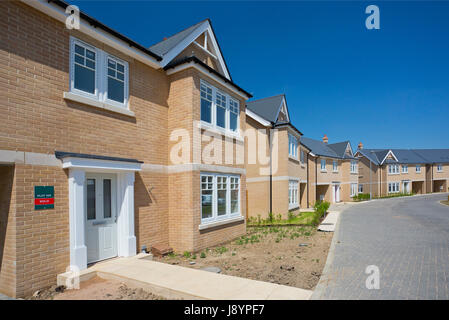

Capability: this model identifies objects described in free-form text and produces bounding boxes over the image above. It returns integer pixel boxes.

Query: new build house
[355,145,449,197]
[301,136,359,205]
[245,95,309,219]
[0,0,252,297]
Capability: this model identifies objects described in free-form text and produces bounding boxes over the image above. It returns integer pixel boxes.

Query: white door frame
[63,156,141,271]
[332,182,341,203]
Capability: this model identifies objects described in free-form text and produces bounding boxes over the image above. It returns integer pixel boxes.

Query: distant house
[355,145,449,196]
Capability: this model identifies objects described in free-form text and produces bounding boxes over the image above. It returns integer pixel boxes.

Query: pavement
[318,210,340,232]
[312,193,449,299]
[59,253,313,300]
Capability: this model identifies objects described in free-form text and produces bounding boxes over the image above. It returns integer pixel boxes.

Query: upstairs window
[350,160,357,173]
[70,37,129,108]
[200,82,213,123]
[388,164,399,174]
[200,80,240,133]
[437,164,443,172]
[288,134,298,158]
[321,159,326,171]
[416,165,421,173]
[300,150,305,164]
[402,164,408,173]
[333,160,338,172]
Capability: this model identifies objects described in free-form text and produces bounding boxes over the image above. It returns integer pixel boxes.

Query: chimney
[163,37,167,41]
[358,142,363,150]
[322,134,328,144]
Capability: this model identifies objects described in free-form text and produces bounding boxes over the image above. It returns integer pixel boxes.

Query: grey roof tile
[246,94,285,123]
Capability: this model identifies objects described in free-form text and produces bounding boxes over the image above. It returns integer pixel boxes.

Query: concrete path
[66,254,313,300]
[318,210,340,232]
[313,193,449,299]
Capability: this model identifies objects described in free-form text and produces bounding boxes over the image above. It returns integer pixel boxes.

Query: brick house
[355,145,449,197]
[245,95,309,219]
[0,0,251,298]
[301,136,359,205]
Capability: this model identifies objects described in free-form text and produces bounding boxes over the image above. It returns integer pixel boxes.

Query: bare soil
[28,276,166,300]
[156,225,333,290]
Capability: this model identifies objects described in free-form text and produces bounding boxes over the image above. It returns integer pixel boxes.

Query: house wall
[0,0,247,296]
[357,155,380,197]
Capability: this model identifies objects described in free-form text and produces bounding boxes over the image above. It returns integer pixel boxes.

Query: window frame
[300,149,305,165]
[437,164,443,172]
[333,160,338,172]
[288,180,299,209]
[350,160,357,173]
[69,36,129,110]
[388,164,400,175]
[200,79,240,134]
[402,164,408,173]
[320,159,326,172]
[350,183,357,197]
[288,133,298,159]
[358,184,363,193]
[200,172,241,225]
[388,182,400,193]
[416,165,421,173]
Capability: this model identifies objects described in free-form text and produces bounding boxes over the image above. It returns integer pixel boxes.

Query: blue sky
[70,1,449,150]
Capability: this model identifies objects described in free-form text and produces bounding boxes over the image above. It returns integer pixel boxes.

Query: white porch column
[117,172,137,257]
[69,169,87,270]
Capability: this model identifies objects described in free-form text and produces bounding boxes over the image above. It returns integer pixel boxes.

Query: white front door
[403,181,410,194]
[85,173,118,264]
[333,184,341,203]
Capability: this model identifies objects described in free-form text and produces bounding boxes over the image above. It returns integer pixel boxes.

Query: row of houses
[0,0,448,298]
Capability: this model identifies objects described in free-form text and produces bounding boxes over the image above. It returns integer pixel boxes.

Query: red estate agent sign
[34,186,54,210]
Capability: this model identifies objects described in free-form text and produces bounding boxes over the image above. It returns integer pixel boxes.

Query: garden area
[155,203,332,290]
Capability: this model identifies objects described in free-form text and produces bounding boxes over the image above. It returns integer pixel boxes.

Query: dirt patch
[156,226,333,290]
[440,200,449,206]
[27,276,167,300]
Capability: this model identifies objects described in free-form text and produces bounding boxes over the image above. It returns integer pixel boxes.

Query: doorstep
[57,253,312,300]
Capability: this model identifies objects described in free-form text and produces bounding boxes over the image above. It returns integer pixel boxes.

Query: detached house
[355,145,449,196]
[245,95,308,219]
[0,0,251,298]
[301,136,359,205]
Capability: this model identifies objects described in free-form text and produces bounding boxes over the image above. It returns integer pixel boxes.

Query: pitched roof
[356,148,449,164]
[412,149,449,164]
[327,141,355,159]
[150,19,207,57]
[246,94,285,123]
[301,137,339,158]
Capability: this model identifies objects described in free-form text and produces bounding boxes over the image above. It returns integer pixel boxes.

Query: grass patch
[247,211,320,227]
[373,192,415,199]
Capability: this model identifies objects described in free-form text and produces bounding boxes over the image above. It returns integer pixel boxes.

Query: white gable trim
[345,142,354,157]
[274,97,289,123]
[166,62,249,99]
[246,109,271,127]
[380,150,399,165]
[159,21,230,80]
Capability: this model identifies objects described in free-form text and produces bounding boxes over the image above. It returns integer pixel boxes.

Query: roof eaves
[49,0,162,61]
[164,56,252,98]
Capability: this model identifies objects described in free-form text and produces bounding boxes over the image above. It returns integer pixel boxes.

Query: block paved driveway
[312,193,449,299]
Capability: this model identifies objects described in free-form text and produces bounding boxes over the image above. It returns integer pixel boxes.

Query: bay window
[70,37,129,108]
[200,80,240,133]
[289,180,299,209]
[201,173,240,224]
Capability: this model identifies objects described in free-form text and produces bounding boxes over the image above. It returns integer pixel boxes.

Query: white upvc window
[70,37,129,109]
[350,160,357,173]
[350,183,357,197]
[402,164,408,173]
[333,160,338,172]
[388,182,400,193]
[300,149,305,164]
[200,80,240,133]
[288,134,298,159]
[388,164,399,174]
[416,165,421,173]
[289,180,299,209]
[201,173,240,224]
[437,164,443,172]
[358,184,363,193]
[321,159,326,171]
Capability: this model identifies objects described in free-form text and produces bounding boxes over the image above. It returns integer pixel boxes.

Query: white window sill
[332,170,339,173]
[199,121,243,142]
[388,173,400,175]
[288,204,299,211]
[289,156,299,162]
[199,215,244,230]
[64,92,135,117]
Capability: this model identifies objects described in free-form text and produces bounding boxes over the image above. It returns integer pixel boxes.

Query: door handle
[92,220,107,226]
